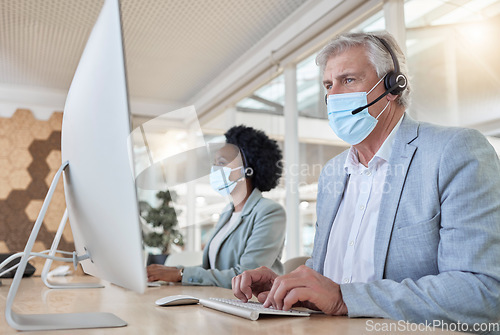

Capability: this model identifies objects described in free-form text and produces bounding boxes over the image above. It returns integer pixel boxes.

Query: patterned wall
[0,109,75,275]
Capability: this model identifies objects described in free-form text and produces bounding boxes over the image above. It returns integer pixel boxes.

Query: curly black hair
[224,125,282,192]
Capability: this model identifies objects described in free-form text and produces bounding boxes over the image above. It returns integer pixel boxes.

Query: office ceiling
[0,0,308,111]
[2,0,500,130]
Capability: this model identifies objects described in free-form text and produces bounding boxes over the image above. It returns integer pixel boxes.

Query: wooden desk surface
[0,276,466,334]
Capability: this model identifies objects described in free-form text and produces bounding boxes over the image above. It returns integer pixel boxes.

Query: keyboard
[199,297,311,321]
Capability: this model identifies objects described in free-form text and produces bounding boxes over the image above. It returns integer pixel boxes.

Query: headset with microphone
[239,147,254,177]
[324,35,407,115]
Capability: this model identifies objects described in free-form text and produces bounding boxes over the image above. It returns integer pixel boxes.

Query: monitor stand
[41,208,104,289]
[5,161,127,331]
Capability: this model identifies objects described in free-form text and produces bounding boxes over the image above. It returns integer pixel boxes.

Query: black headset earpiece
[244,167,254,177]
[238,147,253,177]
[375,36,407,95]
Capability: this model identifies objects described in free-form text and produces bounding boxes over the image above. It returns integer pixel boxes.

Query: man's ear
[387,93,399,101]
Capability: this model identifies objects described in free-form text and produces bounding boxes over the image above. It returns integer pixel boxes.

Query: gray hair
[316,31,411,108]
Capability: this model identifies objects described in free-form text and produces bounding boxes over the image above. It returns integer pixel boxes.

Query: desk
[0,276,466,334]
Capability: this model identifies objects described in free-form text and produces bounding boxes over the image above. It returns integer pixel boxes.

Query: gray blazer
[182,188,286,288]
[306,114,500,328]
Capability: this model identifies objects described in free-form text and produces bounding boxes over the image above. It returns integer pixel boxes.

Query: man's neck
[355,108,404,167]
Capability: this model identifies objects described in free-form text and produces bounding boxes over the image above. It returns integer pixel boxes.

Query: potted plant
[140,190,184,265]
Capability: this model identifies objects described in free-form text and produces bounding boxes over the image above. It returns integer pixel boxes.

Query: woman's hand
[147,264,182,282]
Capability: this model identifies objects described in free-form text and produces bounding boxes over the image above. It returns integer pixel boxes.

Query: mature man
[232,31,500,330]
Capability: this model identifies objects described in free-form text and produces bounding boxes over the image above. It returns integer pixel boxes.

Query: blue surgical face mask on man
[327,76,390,145]
[209,166,244,196]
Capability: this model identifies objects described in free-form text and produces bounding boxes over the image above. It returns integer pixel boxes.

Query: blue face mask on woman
[327,76,390,145]
[209,166,244,196]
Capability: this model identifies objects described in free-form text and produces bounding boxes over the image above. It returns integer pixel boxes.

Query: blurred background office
[1,0,499,270]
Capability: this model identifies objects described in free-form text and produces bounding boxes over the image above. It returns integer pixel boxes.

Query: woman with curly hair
[147,125,286,288]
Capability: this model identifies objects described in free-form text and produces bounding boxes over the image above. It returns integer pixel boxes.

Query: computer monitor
[61,0,145,295]
[5,0,146,330]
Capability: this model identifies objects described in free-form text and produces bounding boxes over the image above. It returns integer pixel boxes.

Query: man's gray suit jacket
[307,114,500,329]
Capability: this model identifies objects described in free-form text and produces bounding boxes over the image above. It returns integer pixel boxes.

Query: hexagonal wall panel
[0,241,9,253]
[10,148,33,169]
[11,109,36,131]
[49,112,63,131]
[31,121,53,140]
[0,118,12,137]
[10,129,33,149]
[44,196,66,233]
[10,170,32,190]
[46,150,62,171]
[25,199,44,222]
[0,138,12,157]
[0,178,10,199]
[0,158,12,178]
[0,109,74,253]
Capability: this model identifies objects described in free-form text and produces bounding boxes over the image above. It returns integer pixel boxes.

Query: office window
[235,53,325,120]
[236,74,284,116]
[352,8,385,32]
[404,0,500,138]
